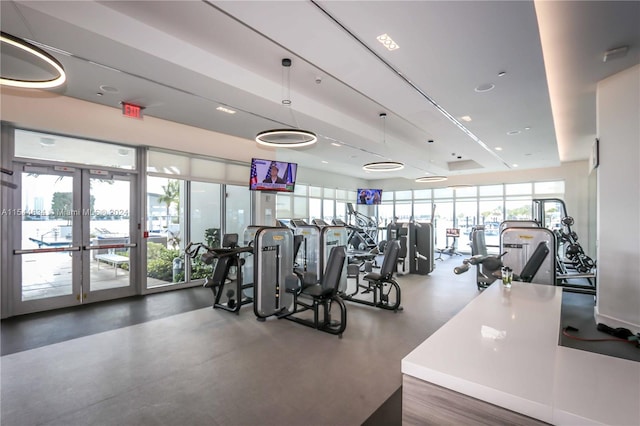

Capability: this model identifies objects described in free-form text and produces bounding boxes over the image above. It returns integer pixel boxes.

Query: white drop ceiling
[1,1,638,181]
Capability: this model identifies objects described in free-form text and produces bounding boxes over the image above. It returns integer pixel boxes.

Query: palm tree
[157,180,179,228]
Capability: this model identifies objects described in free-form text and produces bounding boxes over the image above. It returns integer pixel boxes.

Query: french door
[10,164,137,315]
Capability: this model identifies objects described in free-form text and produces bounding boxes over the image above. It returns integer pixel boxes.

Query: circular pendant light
[255,129,317,147]
[415,176,448,183]
[363,161,405,172]
[0,32,66,89]
[255,58,317,148]
[362,113,405,172]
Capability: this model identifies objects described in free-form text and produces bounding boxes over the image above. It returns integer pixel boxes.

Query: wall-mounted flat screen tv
[356,188,382,205]
[249,158,297,192]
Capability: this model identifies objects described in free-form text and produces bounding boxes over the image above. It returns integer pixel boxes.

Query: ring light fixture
[415,176,448,183]
[362,113,405,172]
[0,32,66,89]
[362,161,405,172]
[255,128,318,148]
[255,58,317,148]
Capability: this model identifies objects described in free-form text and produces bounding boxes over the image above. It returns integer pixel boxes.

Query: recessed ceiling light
[216,106,236,114]
[512,164,519,168]
[376,33,400,51]
[495,146,503,151]
[99,85,118,93]
[498,71,507,77]
[524,126,531,131]
[507,130,521,136]
[330,142,341,147]
[474,83,495,93]
[460,115,472,122]
[321,160,328,164]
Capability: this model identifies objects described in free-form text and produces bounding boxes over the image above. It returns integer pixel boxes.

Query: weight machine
[185,233,254,314]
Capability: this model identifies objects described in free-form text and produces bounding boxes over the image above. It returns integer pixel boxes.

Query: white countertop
[401,282,640,425]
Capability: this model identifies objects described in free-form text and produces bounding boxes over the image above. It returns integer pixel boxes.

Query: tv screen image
[356,188,382,205]
[249,158,297,192]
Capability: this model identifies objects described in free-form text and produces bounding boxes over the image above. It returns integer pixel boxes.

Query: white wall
[595,64,640,333]
[0,88,368,191]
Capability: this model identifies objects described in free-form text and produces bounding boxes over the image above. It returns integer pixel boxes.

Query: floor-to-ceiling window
[225,184,251,239]
[454,186,478,251]
[146,176,186,287]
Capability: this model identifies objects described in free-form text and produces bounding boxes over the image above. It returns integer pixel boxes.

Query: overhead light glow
[362,161,404,172]
[376,33,399,51]
[495,146,503,151]
[255,129,318,147]
[415,176,448,183]
[216,106,236,114]
[256,58,317,148]
[474,83,495,93]
[331,142,342,147]
[0,32,66,89]
[460,115,472,122]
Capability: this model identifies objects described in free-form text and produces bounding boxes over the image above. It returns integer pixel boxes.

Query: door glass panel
[20,173,75,301]
[89,177,131,291]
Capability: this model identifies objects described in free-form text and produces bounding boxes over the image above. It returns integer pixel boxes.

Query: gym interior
[1,2,639,425]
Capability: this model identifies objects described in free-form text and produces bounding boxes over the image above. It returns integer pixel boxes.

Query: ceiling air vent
[447,160,483,171]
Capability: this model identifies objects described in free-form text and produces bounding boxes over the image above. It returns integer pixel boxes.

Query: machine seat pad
[363,272,382,282]
[301,284,333,298]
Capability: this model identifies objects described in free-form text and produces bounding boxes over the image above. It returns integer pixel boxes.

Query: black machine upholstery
[341,239,403,311]
[470,229,488,257]
[281,245,348,337]
[396,235,408,274]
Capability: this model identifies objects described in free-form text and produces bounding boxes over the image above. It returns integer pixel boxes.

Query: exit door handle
[14,246,82,255]
[83,243,137,250]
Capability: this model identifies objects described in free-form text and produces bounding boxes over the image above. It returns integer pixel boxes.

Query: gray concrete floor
[1,256,481,426]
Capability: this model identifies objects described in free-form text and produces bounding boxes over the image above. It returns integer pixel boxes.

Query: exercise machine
[279,245,348,337]
[453,228,505,290]
[344,203,378,250]
[454,226,557,289]
[320,225,349,293]
[252,226,347,337]
[292,224,322,280]
[435,228,462,259]
[341,239,403,311]
[387,221,434,275]
[252,226,296,320]
[185,233,254,314]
